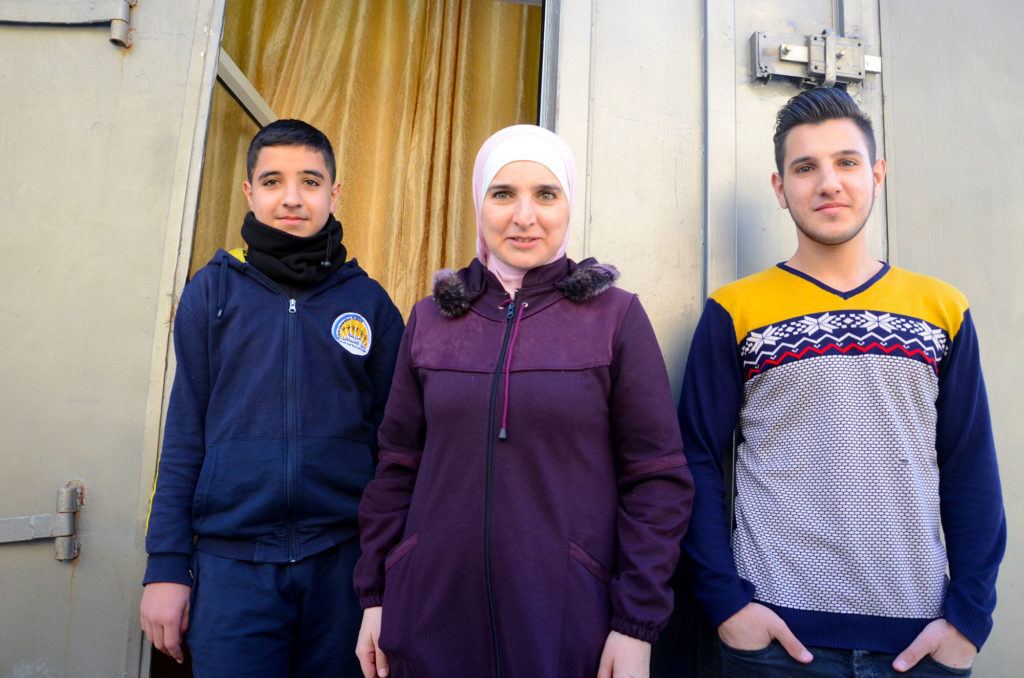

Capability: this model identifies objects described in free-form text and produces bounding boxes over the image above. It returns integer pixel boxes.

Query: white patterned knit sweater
[679,263,1004,653]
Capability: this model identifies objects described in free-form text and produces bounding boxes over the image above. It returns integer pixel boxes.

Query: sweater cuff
[359,594,384,609]
[609,615,662,644]
[701,578,756,628]
[143,553,193,587]
[944,593,994,650]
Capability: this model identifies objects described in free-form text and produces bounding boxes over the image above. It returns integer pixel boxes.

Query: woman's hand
[596,630,651,678]
[355,606,389,678]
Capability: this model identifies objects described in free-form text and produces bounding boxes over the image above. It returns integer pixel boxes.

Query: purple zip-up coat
[354,257,693,677]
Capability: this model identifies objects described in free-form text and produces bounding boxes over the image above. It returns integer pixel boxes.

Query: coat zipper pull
[288,299,297,314]
[498,299,527,442]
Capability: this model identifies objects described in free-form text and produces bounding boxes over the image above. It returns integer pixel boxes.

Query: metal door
[703,3,1022,675]
[554,0,1022,675]
[702,7,885,676]
[877,3,1024,676]
[705,0,885,293]
[0,1,225,676]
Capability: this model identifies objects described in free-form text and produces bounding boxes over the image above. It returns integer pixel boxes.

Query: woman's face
[480,161,569,271]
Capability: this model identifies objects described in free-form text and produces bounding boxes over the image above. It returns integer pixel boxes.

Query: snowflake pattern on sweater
[679,262,1005,653]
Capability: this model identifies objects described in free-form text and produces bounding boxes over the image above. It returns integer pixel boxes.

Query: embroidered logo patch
[332,312,372,356]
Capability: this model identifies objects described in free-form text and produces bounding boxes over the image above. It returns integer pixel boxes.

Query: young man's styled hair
[773,87,876,174]
[246,119,337,182]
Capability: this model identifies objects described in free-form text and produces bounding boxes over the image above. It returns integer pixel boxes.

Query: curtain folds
[193,0,541,314]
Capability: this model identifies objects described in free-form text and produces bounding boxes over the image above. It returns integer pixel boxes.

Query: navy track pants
[187,539,363,678]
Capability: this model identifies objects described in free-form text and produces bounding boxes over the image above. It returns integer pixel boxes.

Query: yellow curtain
[193,0,542,314]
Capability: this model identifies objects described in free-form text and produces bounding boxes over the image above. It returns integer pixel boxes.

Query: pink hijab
[472,124,576,292]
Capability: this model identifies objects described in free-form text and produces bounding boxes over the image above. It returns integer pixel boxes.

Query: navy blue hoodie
[145,249,403,586]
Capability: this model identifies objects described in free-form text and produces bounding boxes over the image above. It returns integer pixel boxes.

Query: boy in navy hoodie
[141,119,403,677]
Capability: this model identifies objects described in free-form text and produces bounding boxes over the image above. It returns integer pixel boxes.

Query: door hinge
[752,29,881,88]
[0,483,83,561]
[0,0,137,49]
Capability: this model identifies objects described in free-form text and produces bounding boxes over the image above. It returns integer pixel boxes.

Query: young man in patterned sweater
[679,87,1005,676]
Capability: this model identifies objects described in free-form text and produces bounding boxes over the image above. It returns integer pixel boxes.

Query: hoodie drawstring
[497,299,528,440]
[216,255,229,318]
[321,228,333,267]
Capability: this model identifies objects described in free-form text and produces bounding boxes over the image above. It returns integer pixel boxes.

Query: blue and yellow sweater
[144,249,403,586]
[680,262,1005,652]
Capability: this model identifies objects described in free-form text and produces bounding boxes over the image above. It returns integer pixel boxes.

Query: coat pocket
[562,540,613,674]
[385,532,419,571]
[569,540,612,585]
[192,440,285,533]
[379,532,420,663]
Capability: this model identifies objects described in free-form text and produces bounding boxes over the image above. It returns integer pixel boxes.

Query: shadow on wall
[652,552,717,678]
[149,644,191,677]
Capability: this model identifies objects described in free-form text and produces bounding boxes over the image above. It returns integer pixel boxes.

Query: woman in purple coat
[354,125,693,678]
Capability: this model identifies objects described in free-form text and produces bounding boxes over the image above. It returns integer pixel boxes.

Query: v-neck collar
[776,261,890,300]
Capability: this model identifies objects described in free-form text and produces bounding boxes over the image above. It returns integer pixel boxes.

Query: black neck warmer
[240,211,347,289]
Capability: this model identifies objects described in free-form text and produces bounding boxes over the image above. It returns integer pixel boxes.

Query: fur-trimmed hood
[432,257,619,319]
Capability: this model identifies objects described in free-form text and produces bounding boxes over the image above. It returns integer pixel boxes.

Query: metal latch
[0,484,82,561]
[0,0,137,49]
[752,29,881,87]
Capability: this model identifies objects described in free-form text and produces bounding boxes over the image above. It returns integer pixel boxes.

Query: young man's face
[242,144,341,237]
[771,118,885,249]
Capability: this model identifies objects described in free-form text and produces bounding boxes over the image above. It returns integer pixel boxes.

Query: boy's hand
[718,602,813,663]
[596,630,651,678]
[356,606,389,678]
[893,619,977,672]
[140,582,191,664]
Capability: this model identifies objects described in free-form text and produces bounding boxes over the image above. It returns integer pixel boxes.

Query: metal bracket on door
[0,0,137,49]
[752,29,881,88]
[0,484,82,561]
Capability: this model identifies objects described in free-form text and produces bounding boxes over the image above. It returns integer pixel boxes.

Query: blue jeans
[716,640,971,678]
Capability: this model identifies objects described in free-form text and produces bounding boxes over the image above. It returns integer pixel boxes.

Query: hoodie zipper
[241,266,300,561]
[227,257,349,564]
[285,297,298,562]
[235,262,301,562]
[484,293,518,678]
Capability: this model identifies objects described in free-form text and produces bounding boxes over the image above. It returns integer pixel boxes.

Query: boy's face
[770,118,885,249]
[242,144,341,237]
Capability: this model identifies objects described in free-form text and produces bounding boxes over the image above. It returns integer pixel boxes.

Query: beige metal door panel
[0,1,224,675]
[879,3,1024,675]
[714,0,886,289]
[556,0,884,392]
[556,0,1021,673]
[555,0,706,389]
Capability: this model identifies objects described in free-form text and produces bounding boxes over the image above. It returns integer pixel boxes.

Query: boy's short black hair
[246,119,337,183]
[773,87,876,174]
